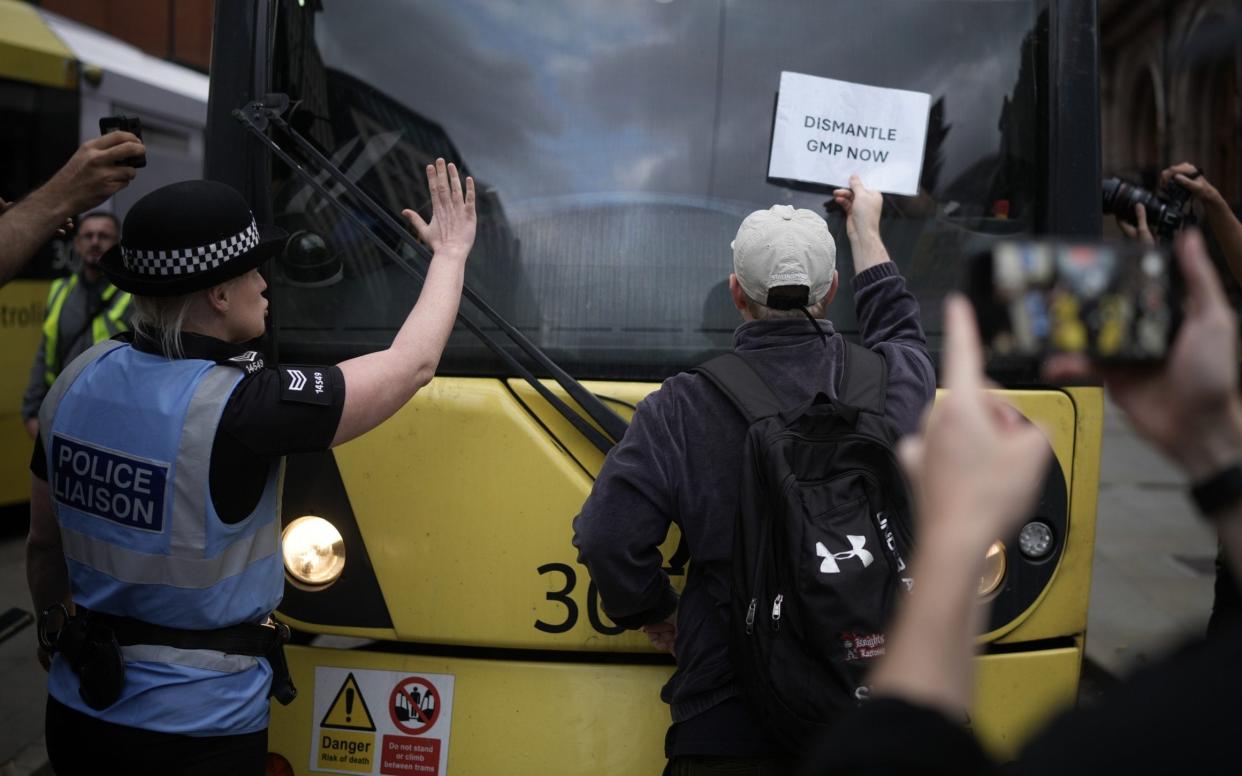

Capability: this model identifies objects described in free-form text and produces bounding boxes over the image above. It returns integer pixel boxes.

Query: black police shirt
[30,330,346,524]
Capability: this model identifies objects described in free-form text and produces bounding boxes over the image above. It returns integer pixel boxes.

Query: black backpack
[693,342,915,750]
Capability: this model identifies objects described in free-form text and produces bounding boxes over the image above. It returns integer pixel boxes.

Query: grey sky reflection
[314,0,1034,208]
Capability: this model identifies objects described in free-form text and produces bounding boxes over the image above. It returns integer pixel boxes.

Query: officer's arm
[332,160,475,447]
[26,476,69,613]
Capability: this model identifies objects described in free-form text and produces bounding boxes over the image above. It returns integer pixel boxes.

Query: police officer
[26,160,475,775]
[21,211,132,441]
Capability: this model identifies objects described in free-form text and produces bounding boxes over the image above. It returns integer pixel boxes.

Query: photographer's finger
[1173,173,1208,195]
[97,141,146,165]
[1160,162,1199,188]
[91,131,141,150]
[942,294,984,395]
[1134,203,1155,245]
[464,176,476,213]
[1117,217,1137,240]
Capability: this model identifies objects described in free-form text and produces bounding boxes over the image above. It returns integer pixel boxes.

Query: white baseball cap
[732,204,836,309]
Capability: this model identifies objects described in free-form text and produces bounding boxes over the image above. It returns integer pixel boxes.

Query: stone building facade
[1101,0,1241,209]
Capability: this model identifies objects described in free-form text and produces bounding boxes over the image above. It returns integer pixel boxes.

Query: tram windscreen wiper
[233,96,627,455]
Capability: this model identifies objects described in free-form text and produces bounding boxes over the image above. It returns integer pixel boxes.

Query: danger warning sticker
[311,667,454,776]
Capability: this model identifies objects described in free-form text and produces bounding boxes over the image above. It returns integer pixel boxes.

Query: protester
[21,213,132,440]
[799,230,1242,775]
[573,176,935,773]
[25,159,474,775]
[0,132,144,286]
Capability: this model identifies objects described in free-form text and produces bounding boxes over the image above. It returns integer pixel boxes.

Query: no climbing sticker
[311,667,455,776]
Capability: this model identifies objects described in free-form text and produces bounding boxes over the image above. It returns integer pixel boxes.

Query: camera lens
[1102,176,1171,232]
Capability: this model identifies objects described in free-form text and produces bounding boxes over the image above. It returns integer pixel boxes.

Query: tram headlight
[282,515,346,589]
[1018,521,1055,559]
[978,540,1007,597]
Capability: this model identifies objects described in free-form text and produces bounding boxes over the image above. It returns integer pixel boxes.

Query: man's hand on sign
[832,175,891,272]
[832,175,883,238]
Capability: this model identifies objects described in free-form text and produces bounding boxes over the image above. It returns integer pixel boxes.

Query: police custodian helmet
[100,180,287,297]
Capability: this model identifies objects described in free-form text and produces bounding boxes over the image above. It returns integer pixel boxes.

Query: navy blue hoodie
[572,261,935,755]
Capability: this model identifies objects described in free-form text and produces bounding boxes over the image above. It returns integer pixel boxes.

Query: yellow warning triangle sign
[320,672,376,732]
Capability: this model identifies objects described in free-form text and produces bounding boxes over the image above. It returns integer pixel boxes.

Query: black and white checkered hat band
[121,219,260,276]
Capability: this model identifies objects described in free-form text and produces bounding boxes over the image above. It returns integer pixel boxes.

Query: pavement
[0,399,1223,773]
[1085,398,1219,677]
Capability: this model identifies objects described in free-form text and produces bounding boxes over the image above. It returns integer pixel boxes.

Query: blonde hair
[129,292,198,359]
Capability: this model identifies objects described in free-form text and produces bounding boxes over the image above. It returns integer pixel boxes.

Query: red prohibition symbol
[389,676,441,736]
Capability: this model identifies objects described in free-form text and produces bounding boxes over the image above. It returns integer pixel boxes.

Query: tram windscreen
[269,0,1042,380]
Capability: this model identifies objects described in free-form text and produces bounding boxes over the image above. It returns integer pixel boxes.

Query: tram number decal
[534,563,624,636]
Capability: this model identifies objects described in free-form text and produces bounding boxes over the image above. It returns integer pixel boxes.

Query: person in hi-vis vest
[21,212,132,440]
[26,161,475,775]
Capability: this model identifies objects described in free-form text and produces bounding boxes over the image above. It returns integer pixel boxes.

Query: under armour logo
[816,536,874,574]
[286,369,307,391]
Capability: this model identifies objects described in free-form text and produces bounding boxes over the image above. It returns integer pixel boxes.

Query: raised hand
[901,296,1051,546]
[832,174,882,243]
[39,133,145,217]
[402,158,477,260]
[832,175,891,272]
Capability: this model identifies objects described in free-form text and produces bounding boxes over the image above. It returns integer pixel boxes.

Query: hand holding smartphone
[99,115,147,168]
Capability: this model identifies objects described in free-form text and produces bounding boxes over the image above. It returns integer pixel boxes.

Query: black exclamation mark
[345,688,354,723]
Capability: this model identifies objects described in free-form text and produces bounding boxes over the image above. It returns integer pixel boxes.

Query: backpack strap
[692,352,784,424]
[839,342,888,415]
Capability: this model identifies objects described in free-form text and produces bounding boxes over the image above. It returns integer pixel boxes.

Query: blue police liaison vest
[38,339,284,737]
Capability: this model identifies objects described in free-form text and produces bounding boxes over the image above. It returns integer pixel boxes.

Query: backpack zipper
[745,599,757,634]
[771,594,784,631]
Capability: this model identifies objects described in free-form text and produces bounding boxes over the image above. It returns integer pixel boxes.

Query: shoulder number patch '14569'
[281,366,331,406]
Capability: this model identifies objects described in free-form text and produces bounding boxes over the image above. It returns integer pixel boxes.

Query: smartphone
[965,240,1181,363]
[98,115,147,168]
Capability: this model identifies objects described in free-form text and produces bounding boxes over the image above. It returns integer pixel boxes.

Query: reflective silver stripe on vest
[169,365,243,558]
[38,340,124,457]
[60,521,279,589]
[121,644,258,674]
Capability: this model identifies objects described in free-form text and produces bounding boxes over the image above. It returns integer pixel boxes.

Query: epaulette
[220,349,267,376]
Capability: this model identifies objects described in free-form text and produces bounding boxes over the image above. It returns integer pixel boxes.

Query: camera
[965,240,1181,364]
[98,115,147,168]
[1101,176,1192,240]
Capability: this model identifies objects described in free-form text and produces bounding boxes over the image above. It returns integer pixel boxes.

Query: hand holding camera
[1102,174,1194,242]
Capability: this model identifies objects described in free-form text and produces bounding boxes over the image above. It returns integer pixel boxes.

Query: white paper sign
[768,72,931,196]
